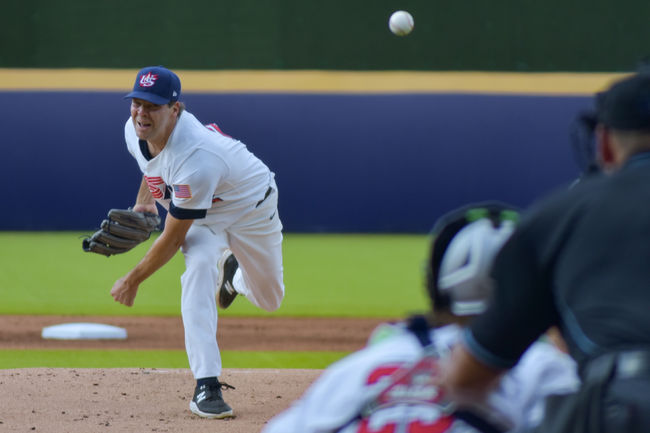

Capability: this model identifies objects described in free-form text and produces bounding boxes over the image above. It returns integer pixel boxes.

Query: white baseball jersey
[262,323,579,433]
[125,111,272,225]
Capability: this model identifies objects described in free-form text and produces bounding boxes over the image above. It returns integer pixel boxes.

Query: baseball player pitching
[85,66,284,419]
[262,202,579,433]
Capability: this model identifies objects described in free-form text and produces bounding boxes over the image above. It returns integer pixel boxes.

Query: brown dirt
[0,315,389,352]
[0,315,393,433]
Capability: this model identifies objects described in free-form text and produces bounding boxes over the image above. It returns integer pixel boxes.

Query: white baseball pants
[179,183,284,379]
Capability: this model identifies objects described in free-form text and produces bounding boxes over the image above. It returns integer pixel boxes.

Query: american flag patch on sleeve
[173,184,192,199]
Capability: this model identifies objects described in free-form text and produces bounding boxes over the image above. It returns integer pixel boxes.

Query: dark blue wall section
[2,92,141,231]
[1,91,592,232]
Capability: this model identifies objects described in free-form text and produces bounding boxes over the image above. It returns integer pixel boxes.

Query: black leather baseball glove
[82,209,161,257]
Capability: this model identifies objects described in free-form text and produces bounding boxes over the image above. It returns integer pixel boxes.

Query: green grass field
[1,349,350,369]
[0,232,430,369]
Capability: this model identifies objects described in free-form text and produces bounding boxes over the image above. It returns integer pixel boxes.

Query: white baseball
[389,10,414,36]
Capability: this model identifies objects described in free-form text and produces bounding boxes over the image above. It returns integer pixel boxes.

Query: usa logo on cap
[125,66,181,105]
[139,72,158,87]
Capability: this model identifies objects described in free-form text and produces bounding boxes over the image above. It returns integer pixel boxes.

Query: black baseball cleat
[190,382,235,419]
[217,249,239,309]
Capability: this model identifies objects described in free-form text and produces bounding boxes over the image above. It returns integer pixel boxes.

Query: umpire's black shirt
[464,151,650,373]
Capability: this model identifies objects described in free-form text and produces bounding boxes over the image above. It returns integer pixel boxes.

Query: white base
[41,323,127,340]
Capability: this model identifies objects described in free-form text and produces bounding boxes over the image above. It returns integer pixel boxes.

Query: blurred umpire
[440,72,650,432]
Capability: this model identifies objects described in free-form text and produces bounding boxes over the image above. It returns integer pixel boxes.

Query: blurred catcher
[262,202,578,433]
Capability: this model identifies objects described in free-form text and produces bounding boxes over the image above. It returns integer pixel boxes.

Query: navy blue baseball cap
[124,66,181,105]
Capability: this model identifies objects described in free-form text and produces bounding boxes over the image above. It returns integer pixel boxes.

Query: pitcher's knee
[254,280,284,312]
[264,297,283,312]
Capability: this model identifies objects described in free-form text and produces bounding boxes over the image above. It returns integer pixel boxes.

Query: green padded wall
[2,0,649,71]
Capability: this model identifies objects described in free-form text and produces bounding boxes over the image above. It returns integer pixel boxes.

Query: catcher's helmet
[425,202,519,316]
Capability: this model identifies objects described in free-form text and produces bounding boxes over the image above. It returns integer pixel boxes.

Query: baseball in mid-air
[388,10,414,36]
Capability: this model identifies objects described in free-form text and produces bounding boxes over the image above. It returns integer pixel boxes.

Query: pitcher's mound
[0,368,322,433]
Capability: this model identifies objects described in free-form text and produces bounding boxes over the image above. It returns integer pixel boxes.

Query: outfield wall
[0,70,618,232]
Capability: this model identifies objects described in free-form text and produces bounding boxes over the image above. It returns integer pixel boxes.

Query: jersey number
[356,363,454,433]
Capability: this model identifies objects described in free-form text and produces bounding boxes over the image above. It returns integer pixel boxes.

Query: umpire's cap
[125,66,181,105]
[597,73,650,131]
[425,202,519,316]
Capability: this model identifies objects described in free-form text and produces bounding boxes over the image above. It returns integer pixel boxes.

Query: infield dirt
[0,315,390,433]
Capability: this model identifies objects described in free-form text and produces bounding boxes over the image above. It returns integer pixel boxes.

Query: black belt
[255,186,273,208]
[585,350,650,382]
[613,350,650,380]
